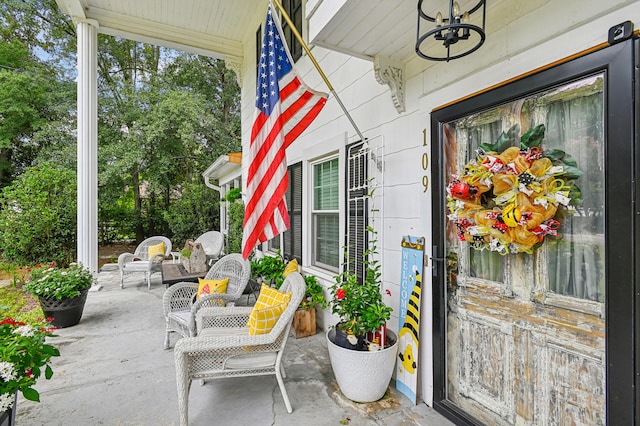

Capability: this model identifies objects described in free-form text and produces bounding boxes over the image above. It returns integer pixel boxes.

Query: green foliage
[25,264,94,300]
[329,192,391,337]
[0,282,43,325]
[0,2,242,245]
[225,188,241,202]
[251,252,327,309]
[0,38,75,187]
[227,200,244,254]
[0,163,77,266]
[251,253,286,289]
[0,317,59,407]
[164,181,220,247]
[300,275,328,311]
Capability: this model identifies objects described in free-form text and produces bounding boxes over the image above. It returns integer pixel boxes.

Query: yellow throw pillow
[147,242,165,260]
[196,277,229,302]
[283,259,298,277]
[248,303,286,335]
[246,283,291,327]
[253,283,292,310]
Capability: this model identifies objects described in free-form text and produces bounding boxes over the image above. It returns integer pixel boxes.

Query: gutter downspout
[203,175,221,193]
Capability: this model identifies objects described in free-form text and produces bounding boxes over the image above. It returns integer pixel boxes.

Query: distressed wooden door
[430,40,636,425]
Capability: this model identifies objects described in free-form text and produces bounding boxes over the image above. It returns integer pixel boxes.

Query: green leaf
[562,165,583,180]
[544,149,566,162]
[22,387,40,402]
[45,364,54,379]
[569,185,583,205]
[520,124,545,148]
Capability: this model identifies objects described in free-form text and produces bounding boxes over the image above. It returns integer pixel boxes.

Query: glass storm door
[430,40,636,425]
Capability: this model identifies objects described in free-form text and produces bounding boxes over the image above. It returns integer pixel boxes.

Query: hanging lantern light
[416,0,486,62]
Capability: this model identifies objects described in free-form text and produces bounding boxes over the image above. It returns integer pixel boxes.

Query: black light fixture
[416,0,486,62]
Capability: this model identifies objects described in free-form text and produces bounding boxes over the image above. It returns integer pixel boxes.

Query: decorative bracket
[374,55,405,113]
[224,56,243,86]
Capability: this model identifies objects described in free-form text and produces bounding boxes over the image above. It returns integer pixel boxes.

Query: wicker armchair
[194,230,224,265]
[117,236,172,289]
[174,271,306,426]
[162,253,250,349]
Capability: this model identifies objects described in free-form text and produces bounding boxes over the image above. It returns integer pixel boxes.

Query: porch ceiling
[55,0,268,59]
[55,0,501,66]
[309,0,418,62]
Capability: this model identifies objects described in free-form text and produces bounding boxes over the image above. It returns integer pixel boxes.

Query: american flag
[241,5,328,259]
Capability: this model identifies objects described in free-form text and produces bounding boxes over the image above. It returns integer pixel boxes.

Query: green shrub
[164,181,220,246]
[227,200,244,254]
[0,163,77,266]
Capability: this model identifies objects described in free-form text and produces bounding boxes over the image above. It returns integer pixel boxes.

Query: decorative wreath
[447,124,583,254]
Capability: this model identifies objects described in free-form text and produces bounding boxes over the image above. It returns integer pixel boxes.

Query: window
[267,162,302,262]
[312,158,339,269]
[279,0,303,62]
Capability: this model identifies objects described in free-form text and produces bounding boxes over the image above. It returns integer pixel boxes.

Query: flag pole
[271,0,365,142]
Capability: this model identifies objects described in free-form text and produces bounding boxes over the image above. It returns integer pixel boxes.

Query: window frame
[279,0,303,62]
[311,155,340,271]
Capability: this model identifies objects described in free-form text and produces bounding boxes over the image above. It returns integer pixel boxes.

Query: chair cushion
[168,311,191,327]
[225,352,278,369]
[147,242,165,259]
[248,303,286,335]
[283,259,298,276]
[196,277,229,301]
[122,260,150,271]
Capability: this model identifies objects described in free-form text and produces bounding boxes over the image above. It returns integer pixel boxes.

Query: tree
[97,42,241,243]
[0,39,75,187]
[0,1,243,251]
[0,163,77,266]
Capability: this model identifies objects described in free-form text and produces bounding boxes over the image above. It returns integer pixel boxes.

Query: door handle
[431,245,444,276]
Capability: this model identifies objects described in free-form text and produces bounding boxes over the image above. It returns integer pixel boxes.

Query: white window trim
[310,154,340,272]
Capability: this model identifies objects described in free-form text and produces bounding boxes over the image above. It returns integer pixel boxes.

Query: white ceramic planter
[326,328,398,402]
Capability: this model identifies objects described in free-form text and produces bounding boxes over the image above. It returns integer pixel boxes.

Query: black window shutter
[346,142,367,283]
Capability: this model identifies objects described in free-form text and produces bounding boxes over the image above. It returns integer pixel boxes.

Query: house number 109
[422,129,429,192]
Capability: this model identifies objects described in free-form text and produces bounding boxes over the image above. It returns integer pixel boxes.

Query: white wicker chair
[194,231,224,265]
[117,236,172,289]
[174,272,305,426]
[162,253,251,349]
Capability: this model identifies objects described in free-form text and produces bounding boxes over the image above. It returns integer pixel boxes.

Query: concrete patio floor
[15,263,455,426]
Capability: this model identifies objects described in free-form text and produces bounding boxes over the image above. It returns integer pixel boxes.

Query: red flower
[0,318,25,326]
[336,288,345,300]
[25,369,33,378]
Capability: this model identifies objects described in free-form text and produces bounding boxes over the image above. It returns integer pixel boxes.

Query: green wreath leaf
[520,124,545,148]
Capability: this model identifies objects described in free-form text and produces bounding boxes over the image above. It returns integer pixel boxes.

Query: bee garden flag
[396,236,425,404]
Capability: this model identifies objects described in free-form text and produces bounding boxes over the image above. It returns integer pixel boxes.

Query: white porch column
[76,20,99,277]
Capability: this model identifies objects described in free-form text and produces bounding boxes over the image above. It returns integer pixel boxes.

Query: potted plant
[0,317,59,425]
[292,274,328,338]
[251,253,328,337]
[250,253,286,289]
[24,264,94,328]
[326,224,398,403]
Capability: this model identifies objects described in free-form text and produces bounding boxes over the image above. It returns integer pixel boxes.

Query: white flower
[13,325,35,337]
[0,361,17,382]
[0,392,15,411]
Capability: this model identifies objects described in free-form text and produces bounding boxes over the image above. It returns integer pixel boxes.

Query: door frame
[430,38,637,425]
